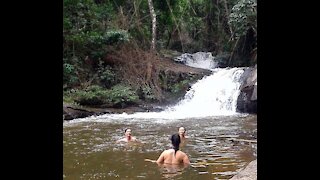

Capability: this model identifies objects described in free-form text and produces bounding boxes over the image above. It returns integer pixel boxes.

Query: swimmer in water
[178,127,188,141]
[117,128,140,143]
[154,133,190,165]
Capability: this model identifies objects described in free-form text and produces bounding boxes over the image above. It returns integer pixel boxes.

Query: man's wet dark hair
[171,133,181,155]
[124,128,129,133]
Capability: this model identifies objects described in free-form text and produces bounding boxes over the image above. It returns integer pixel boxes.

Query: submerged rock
[230,159,257,180]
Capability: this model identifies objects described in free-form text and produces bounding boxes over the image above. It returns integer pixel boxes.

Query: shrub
[108,84,139,108]
[73,85,109,106]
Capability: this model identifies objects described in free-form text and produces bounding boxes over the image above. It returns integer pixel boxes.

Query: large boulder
[230,159,257,180]
[63,103,96,120]
[236,65,257,113]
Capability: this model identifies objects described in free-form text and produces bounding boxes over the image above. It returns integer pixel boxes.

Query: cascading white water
[165,67,245,116]
[65,52,247,123]
[67,68,246,124]
[112,67,245,119]
[175,52,217,70]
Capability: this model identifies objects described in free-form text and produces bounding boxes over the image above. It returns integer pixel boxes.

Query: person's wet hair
[179,127,186,132]
[171,133,181,155]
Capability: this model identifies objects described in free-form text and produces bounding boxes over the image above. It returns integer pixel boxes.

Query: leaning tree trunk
[222,0,233,38]
[165,0,184,52]
[147,0,156,51]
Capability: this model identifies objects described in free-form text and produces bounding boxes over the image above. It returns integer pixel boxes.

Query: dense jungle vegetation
[63,0,256,108]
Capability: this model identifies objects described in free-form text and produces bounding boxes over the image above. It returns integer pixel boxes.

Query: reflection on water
[63,114,257,179]
[157,163,189,179]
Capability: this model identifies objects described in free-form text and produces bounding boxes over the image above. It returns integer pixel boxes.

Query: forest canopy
[63,0,256,107]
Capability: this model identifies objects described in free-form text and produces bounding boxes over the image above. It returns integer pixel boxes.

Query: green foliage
[73,85,110,105]
[63,0,257,103]
[108,85,139,107]
[154,0,212,51]
[228,0,257,38]
[63,62,79,86]
[63,0,131,88]
[66,29,129,47]
[141,86,156,101]
[63,90,77,104]
[64,63,74,74]
[170,80,190,93]
[96,61,117,88]
[64,84,139,107]
[105,30,130,45]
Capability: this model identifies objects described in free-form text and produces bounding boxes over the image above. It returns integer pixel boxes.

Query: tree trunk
[222,0,233,38]
[147,0,156,50]
[229,37,240,65]
[165,0,184,52]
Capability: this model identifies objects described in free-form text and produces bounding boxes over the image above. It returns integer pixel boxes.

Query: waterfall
[107,67,245,119]
[67,53,247,123]
[174,52,217,70]
[69,68,246,123]
[165,67,245,117]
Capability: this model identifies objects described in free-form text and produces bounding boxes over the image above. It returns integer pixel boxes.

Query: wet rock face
[230,159,257,180]
[63,104,96,120]
[214,53,230,68]
[236,66,257,114]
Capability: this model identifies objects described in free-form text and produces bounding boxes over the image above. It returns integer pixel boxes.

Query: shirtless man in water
[117,128,139,142]
[155,133,190,165]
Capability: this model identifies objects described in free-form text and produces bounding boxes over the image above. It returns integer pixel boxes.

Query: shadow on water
[63,114,256,179]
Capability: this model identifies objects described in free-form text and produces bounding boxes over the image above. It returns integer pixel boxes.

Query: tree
[228,0,257,65]
[147,0,157,50]
[228,0,256,39]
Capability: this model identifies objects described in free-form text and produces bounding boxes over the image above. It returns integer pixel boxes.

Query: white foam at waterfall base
[65,67,246,124]
[176,52,217,70]
[185,53,216,69]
